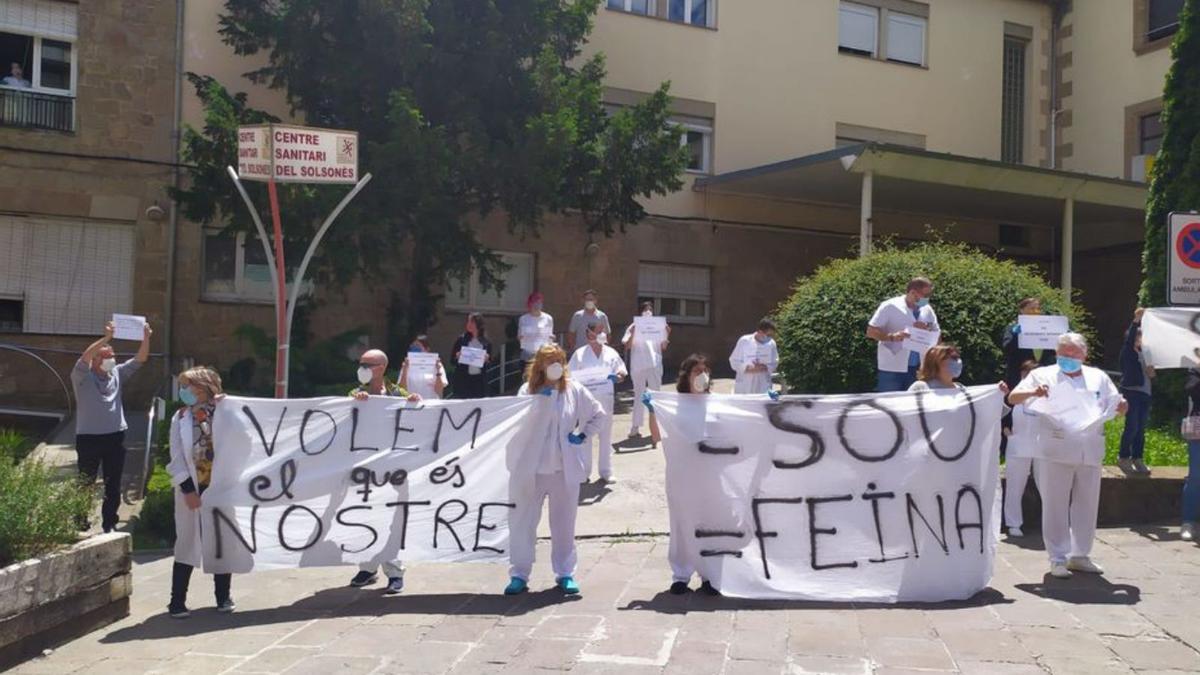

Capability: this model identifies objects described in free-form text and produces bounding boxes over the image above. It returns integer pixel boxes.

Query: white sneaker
[1133,459,1151,475]
[1066,557,1104,575]
[1050,562,1073,579]
[1008,527,1024,538]
[600,474,616,484]
[1182,522,1196,542]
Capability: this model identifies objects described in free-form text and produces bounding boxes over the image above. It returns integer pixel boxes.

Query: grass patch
[1104,418,1189,467]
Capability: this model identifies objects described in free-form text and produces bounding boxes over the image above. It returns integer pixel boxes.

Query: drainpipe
[164,0,185,381]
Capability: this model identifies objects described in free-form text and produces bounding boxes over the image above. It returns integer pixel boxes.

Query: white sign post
[1168,211,1200,306]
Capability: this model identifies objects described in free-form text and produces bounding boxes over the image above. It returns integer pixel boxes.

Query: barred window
[1001,36,1027,164]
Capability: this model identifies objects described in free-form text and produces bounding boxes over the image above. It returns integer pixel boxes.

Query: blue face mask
[915,297,930,308]
[948,358,963,379]
[1057,356,1083,374]
[179,388,198,406]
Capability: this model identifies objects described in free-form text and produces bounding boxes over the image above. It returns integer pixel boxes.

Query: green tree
[775,242,1095,394]
[1139,0,1200,306]
[174,0,687,356]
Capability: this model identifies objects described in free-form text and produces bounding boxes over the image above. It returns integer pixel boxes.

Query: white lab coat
[166,409,203,568]
[507,380,606,580]
[729,334,778,394]
[569,345,627,478]
[1004,402,1038,529]
[622,322,664,431]
[868,296,939,373]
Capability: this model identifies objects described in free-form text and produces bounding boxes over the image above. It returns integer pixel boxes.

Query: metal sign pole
[266,177,289,398]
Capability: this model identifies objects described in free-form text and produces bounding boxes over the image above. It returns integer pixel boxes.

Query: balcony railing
[0,87,74,133]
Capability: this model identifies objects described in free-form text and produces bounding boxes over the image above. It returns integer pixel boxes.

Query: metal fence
[0,88,74,132]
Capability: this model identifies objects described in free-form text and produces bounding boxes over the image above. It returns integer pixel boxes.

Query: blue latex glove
[1011,324,1021,336]
[539,386,554,396]
[641,391,654,412]
[767,390,780,400]
[607,374,619,384]
[567,432,586,445]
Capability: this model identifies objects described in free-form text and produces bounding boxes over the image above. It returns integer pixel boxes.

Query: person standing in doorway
[729,318,778,395]
[451,313,492,399]
[623,301,669,440]
[71,320,152,533]
[566,290,612,353]
[866,277,939,392]
[1118,308,1154,475]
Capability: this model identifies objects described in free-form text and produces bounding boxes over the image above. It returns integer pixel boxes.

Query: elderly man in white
[1009,332,1127,579]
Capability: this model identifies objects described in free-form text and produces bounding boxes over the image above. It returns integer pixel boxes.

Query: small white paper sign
[1018,315,1069,350]
[520,328,553,355]
[458,346,487,369]
[1027,383,1104,435]
[902,327,940,355]
[112,313,146,341]
[633,316,668,344]
[406,352,438,381]
[573,367,614,395]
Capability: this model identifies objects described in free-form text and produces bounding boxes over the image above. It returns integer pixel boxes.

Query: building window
[637,263,711,325]
[677,119,712,173]
[0,1,78,131]
[998,224,1031,249]
[885,12,926,65]
[444,251,535,314]
[839,1,927,66]
[0,216,134,335]
[607,0,653,16]
[839,2,879,57]
[1139,112,1164,156]
[202,229,292,304]
[668,0,714,27]
[1001,36,1027,164]
[1148,0,1184,42]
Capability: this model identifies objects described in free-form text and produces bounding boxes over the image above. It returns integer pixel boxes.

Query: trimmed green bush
[137,463,176,547]
[0,458,94,567]
[775,241,1096,393]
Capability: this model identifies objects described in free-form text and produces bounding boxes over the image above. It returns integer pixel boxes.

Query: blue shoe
[504,577,528,595]
[557,576,580,595]
[384,577,404,595]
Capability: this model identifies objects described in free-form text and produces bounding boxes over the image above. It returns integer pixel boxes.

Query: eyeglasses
[358,362,382,368]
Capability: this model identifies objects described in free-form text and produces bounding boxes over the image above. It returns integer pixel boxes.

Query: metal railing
[0,88,74,132]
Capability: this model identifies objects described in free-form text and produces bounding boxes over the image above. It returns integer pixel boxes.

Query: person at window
[1,62,30,88]
[1181,365,1200,542]
[166,366,232,618]
[1003,360,1041,538]
[399,335,447,400]
[569,328,628,483]
[451,313,492,399]
[729,317,778,395]
[1118,308,1155,475]
[623,301,670,440]
[1009,333,1127,579]
[867,277,939,392]
[566,289,612,352]
[518,292,555,362]
[505,344,605,596]
[347,349,421,594]
[71,320,152,533]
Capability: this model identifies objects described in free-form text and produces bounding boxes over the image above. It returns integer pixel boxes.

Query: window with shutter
[637,263,711,324]
[839,2,879,57]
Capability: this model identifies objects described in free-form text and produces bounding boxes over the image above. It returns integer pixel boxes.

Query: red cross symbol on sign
[1176,221,1200,270]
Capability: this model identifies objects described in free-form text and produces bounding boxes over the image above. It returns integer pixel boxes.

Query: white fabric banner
[1142,307,1200,369]
[201,396,533,573]
[652,387,1003,603]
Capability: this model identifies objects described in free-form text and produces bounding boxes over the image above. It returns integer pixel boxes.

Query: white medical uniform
[569,344,628,479]
[508,380,605,581]
[1013,364,1122,565]
[622,320,665,432]
[518,312,555,360]
[1004,401,1038,531]
[867,295,939,374]
[166,409,203,568]
[729,333,778,395]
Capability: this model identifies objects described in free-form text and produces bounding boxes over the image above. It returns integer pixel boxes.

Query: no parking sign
[1169,212,1200,306]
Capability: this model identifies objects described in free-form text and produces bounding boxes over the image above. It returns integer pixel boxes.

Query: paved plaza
[15,385,1200,675]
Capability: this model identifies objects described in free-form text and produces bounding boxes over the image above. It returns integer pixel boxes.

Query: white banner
[201,396,532,573]
[653,387,1002,603]
[1017,315,1069,350]
[1142,307,1200,369]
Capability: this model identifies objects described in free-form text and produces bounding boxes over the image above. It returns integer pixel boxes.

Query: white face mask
[545,362,564,382]
[692,372,710,392]
[356,366,374,385]
[642,310,653,317]
[584,300,596,311]
[100,358,117,374]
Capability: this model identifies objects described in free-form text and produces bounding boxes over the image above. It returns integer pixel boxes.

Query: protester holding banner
[399,335,447,400]
[1009,333,1127,579]
[907,343,1009,398]
[518,292,554,361]
[623,301,669,439]
[507,344,606,596]
[1182,367,1200,542]
[1118,308,1154,475]
[569,329,628,483]
[166,367,234,618]
[1003,360,1041,538]
[567,290,612,352]
[729,318,779,395]
[451,313,492,399]
[866,277,939,392]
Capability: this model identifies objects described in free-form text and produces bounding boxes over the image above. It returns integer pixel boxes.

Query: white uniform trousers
[359,560,405,578]
[508,471,581,581]
[1037,460,1101,564]
[584,394,615,479]
[1004,457,1037,529]
[629,367,662,432]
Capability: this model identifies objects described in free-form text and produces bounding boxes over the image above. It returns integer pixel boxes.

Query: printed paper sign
[633,316,668,344]
[520,329,553,355]
[573,367,614,396]
[458,347,487,369]
[902,327,940,355]
[238,124,359,184]
[1017,315,1069,350]
[406,352,438,382]
[652,387,1002,603]
[1142,307,1200,369]
[111,313,146,341]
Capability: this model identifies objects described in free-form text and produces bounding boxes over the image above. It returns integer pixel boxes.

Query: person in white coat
[729,318,778,395]
[399,335,448,400]
[570,329,627,482]
[166,366,233,618]
[1004,359,1040,538]
[622,302,669,440]
[506,344,606,596]
[866,277,939,392]
[1009,333,1127,579]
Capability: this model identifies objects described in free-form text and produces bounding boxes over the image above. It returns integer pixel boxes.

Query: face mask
[596,333,608,345]
[584,300,596,311]
[948,358,963,379]
[692,372,710,392]
[545,362,564,382]
[356,366,374,384]
[755,334,770,344]
[408,345,424,353]
[915,297,930,308]
[531,303,543,312]
[178,388,198,406]
[99,358,116,373]
[642,310,653,317]
[1057,356,1083,374]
